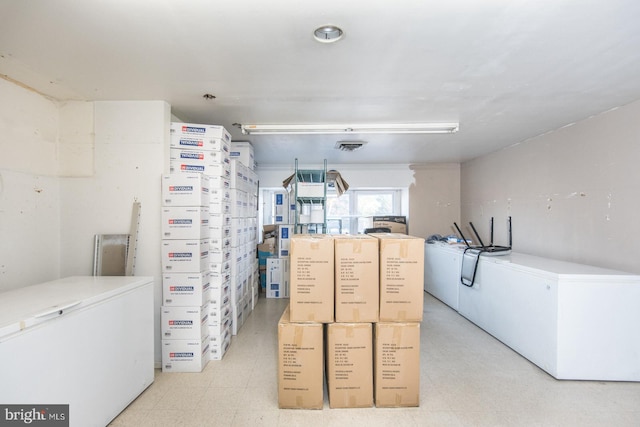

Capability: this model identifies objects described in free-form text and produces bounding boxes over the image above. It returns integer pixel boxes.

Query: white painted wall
[409,163,461,239]
[60,100,169,363]
[0,78,61,291]
[461,100,640,274]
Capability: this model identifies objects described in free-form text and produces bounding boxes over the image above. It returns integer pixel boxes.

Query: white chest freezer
[0,276,155,427]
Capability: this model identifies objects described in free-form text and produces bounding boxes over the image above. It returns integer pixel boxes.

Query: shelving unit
[291,158,328,234]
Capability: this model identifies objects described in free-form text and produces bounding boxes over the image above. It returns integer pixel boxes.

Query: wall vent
[335,141,367,152]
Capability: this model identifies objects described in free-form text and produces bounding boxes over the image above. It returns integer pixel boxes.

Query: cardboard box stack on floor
[278,232,424,409]
[371,233,424,408]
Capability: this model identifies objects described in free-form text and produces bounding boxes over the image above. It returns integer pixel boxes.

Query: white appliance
[0,276,155,427]
[423,242,463,310]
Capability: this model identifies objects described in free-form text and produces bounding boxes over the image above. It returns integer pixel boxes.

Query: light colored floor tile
[110,293,640,426]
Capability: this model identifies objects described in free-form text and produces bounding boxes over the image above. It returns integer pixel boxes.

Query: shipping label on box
[273,191,289,224]
[326,323,374,408]
[334,235,380,323]
[161,239,208,273]
[374,322,420,407]
[208,313,232,336]
[208,175,231,190]
[162,173,210,207]
[170,147,227,166]
[278,305,324,409]
[209,332,232,360]
[277,224,294,257]
[170,161,230,178]
[170,122,231,143]
[162,206,209,240]
[373,233,425,322]
[170,134,230,153]
[266,257,290,299]
[161,336,210,373]
[161,305,209,339]
[209,187,231,203]
[209,212,231,228]
[289,234,334,323]
[209,281,231,305]
[162,272,211,306]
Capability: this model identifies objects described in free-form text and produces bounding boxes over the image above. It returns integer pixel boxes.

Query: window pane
[356,193,393,216]
[326,194,350,216]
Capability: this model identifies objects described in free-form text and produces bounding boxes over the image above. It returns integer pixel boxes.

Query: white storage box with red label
[162,173,210,207]
[162,206,209,240]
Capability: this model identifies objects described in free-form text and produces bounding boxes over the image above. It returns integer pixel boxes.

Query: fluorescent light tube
[240,123,459,135]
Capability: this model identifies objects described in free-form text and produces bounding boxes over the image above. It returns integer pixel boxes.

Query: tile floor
[110,292,640,426]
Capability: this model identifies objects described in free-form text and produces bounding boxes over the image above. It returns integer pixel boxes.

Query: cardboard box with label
[162,206,210,240]
[276,224,294,257]
[326,322,374,408]
[372,233,425,322]
[161,336,210,373]
[334,235,379,323]
[374,322,420,407]
[161,305,209,340]
[277,305,324,409]
[266,257,290,298]
[372,216,407,234]
[161,173,209,207]
[162,272,211,307]
[289,234,334,323]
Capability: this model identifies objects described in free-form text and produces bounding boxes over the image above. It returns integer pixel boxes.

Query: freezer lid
[0,276,153,340]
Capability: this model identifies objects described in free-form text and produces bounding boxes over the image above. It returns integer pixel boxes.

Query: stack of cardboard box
[278,233,424,409]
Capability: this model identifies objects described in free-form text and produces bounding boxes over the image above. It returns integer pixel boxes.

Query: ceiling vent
[335,141,367,152]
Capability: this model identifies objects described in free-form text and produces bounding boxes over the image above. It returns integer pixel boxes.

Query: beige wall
[461,100,640,273]
[408,163,460,239]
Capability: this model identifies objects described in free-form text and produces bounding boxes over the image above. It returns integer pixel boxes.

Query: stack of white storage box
[228,151,260,336]
[162,123,239,370]
[160,172,211,372]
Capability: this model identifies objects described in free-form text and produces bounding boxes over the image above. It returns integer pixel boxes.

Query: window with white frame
[326,189,402,234]
[261,188,403,235]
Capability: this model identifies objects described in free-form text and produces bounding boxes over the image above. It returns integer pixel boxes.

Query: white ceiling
[2,0,640,167]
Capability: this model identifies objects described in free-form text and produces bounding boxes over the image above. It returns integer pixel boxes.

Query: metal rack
[292,158,328,233]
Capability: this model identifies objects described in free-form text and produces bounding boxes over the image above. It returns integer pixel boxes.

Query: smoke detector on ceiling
[335,141,367,152]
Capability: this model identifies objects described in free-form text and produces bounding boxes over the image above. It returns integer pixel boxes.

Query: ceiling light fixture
[313,25,344,43]
[240,123,459,135]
